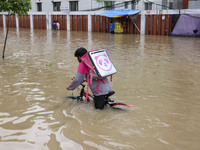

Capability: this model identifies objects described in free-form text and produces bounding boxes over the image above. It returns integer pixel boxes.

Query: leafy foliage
[0,0,32,16]
[0,0,32,59]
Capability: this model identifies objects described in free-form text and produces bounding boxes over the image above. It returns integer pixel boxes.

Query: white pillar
[46,13,49,29]
[88,13,91,32]
[140,13,145,35]
[67,13,70,31]
[3,14,6,28]
[30,13,33,29]
[48,12,52,30]
[16,15,19,28]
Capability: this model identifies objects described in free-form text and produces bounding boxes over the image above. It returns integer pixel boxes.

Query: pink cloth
[77,62,89,74]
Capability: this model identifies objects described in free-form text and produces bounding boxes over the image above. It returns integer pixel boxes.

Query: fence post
[49,12,52,30]
[67,13,70,31]
[3,14,6,28]
[46,13,49,30]
[16,15,19,28]
[88,13,91,32]
[140,13,145,35]
[30,13,33,29]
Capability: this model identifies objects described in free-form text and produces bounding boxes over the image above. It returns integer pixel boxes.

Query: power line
[146,0,176,10]
[81,0,200,19]
[81,0,141,11]
[146,0,200,19]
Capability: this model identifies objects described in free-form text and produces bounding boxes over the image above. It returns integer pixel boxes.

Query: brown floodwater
[0,27,200,150]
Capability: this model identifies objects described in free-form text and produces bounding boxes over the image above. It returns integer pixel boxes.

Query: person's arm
[67,62,88,90]
[67,73,85,90]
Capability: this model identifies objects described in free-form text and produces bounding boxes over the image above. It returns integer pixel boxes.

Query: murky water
[0,27,200,150]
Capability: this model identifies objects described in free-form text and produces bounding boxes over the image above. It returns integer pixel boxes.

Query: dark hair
[74,47,87,57]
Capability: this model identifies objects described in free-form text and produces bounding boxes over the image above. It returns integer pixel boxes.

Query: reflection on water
[0,27,200,150]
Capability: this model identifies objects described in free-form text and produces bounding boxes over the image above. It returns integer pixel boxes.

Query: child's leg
[94,95,105,110]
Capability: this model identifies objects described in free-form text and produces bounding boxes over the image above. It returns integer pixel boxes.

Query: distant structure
[31,0,199,12]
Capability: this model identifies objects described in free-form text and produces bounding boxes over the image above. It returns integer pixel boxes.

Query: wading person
[110,20,115,34]
[56,21,60,30]
[67,47,112,110]
[52,21,56,30]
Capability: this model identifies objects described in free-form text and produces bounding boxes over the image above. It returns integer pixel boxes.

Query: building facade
[188,0,200,9]
[1,0,200,35]
[31,0,199,13]
[31,0,141,12]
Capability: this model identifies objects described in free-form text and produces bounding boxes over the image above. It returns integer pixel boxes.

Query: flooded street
[0,27,200,150]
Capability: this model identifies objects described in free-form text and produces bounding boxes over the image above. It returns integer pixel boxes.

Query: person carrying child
[67,47,112,110]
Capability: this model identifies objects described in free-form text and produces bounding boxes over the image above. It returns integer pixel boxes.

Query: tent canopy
[98,9,140,18]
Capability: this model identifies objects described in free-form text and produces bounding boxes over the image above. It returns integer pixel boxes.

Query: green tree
[0,0,32,59]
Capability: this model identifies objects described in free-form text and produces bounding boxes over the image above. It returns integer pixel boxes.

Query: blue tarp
[98,10,140,18]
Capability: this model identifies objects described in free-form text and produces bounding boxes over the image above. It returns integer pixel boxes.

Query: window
[124,2,129,9]
[69,1,78,11]
[104,1,115,10]
[53,2,61,11]
[169,2,173,9]
[162,0,168,9]
[145,2,152,10]
[131,1,136,10]
[37,3,42,12]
